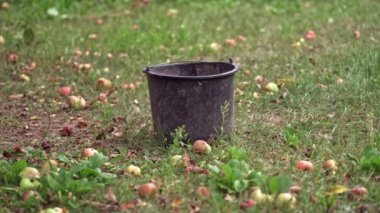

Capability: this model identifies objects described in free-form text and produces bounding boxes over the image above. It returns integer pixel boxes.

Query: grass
[1,0,380,212]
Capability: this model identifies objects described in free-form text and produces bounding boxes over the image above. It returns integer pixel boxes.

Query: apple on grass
[82,148,98,158]
[20,167,40,179]
[192,140,211,154]
[20,178,41,191]
[67,96,86,109]
[96,78,112,90]
[59,86,72,96]
[127,165,141,176]
[138,183,157,197]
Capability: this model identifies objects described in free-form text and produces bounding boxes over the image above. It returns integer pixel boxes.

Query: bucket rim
[143,60,239,80]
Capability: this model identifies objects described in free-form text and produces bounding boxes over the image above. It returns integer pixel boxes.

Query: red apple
[98,93,108,103]
[82,148,98,158]
[240,199,256,209]
[304,30,316,40]
[22,190,40,201]
[289,185,301,195]
[196,186,211,198]
[350,186,367,196]
[138,183,157,197]
[7,52,19,64]
[192,140,211,154]
[225,38,237,46]
[296,160,313,172]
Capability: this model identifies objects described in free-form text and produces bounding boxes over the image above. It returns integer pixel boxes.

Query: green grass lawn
[1,0,380,212]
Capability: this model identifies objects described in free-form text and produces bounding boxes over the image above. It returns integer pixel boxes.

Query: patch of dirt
[0,99,127,154]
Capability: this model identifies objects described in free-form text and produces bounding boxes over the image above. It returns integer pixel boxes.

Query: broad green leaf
[57,154,70,163]
[233,180,248,193]
[46,175,63,191]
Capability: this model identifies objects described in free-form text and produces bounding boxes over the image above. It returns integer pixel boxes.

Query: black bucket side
[146,77,235,141]
[144,61,239,141]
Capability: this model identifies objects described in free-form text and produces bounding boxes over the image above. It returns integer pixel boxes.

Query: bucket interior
[147,62,236,77]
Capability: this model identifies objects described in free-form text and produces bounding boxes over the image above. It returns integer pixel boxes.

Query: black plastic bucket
[144,59,239,141]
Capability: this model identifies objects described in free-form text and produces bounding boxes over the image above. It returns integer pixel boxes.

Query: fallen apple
[42,159,59,173]
[166,8,178,18]
[170,155,183,166]
[275,193,296,207]
[324,159,338,171]
[296,160,313,172]
[67,96,86,109]
[20,178,41,191]
[82,148,98,158]
[19,74,30,82]
[210,42,222,51]
[127,165,141,176]
[138,183,157,197]
[1,2,10,10]
[192,140,211,154]
[289,185,301,195]
[255,75,266,84]
[7,52,18,63]
[20,167,40,179]
[304,30,316,40]
[40,207,66,213]
[196,186,211,198]
[243,70,251,76]
[236,35,246,42]
[59,86,72,96]
[350,186,367,197]
[96,77,112,90]
[98,93,108,103]
[225,38,237,46]
[240,199,256,209]
[353,30,361,39]
[22,190,40,201]
[251,187,269,203]
[264,82,279,93]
